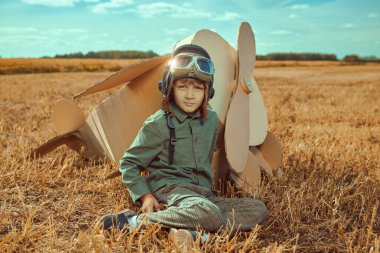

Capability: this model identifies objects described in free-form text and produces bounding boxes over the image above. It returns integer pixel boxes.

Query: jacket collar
[170,102,201,123]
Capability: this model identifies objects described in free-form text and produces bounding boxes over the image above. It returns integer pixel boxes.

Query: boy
[101,44,268,251]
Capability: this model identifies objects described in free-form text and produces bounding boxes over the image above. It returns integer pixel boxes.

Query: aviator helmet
[159,44,215,100]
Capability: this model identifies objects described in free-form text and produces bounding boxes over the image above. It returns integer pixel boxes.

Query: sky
[0,0,379,59]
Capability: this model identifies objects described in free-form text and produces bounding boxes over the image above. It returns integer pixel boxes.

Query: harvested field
[0,58,140,75]
[0,63,379,252]
[0,58,368,75]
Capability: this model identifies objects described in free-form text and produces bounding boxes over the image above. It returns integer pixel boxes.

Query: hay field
[0,58,353,75]
[0,58,140,74]
[0,63,379,252]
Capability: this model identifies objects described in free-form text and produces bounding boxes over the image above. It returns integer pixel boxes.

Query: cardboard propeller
[31,22,283,193]
[224,22,262,190]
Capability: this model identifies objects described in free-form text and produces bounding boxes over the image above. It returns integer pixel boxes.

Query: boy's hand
[140,193,161,213]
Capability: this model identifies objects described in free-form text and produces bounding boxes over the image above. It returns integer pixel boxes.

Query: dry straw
[0,62,379,252]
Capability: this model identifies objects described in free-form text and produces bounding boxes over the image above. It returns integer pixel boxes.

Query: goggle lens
[171,55,214,75]
[172,55,193,68]
[196,58,212,74]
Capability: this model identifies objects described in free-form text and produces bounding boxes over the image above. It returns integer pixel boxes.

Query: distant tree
[261,53,337,61]
[343,55,360,62]
[54,50,158,59]
[256,55,266,60]
[360,55,379,62]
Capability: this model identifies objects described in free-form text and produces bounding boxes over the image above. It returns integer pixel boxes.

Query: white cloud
[271,30,293,35]
[0,34,49,43]
[164,27,190,35]
[136,2,177,18]
[256,41,281,47]
[0,27,38,33]
[212,12,242,21]
[44,28,88,35]
[289,13,298,19]
[368,13,378,18]
[343,23,355,28]
[91,0,134,13]
[0,27,88,43]
[93,1,240,21]
[22,0,80,7]
[290,4,309,10]
[97,33,109,37]
[134,2,212,19]
[136,2,240,20]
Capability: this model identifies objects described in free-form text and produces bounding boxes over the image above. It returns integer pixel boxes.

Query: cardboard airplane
[31,22,283,194]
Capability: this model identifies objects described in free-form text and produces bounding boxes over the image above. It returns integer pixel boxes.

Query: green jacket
[119,103,219,203]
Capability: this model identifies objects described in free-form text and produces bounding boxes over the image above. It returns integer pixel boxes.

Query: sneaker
[169,228,195,252]
[100,209,136,231]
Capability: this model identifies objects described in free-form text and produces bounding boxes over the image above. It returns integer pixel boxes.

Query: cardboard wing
[31,57,168,161]
[73,55,169,99]
[78,61,166,161]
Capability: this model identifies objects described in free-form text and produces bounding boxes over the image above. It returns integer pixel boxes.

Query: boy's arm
[119,120,165,204]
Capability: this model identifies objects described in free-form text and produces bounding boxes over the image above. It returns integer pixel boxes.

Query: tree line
[257,53,379,62]
[341,55,380,62]
[42,50,380,62]
[257,53,338,61]
[52,50,158,59]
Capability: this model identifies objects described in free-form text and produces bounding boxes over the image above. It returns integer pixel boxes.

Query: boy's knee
[192,201,223,231]
[250,199,268,224]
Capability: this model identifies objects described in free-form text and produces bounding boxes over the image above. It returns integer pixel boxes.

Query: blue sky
[1,0,379,58]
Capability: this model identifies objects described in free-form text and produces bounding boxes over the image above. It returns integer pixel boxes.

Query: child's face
[173,78,205,115]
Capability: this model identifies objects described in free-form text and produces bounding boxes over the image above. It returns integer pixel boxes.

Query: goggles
[169,53,215,83]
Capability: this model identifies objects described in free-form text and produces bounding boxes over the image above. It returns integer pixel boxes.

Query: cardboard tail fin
[258,131,283,170]
[29,131,87,159]
[229,151,261,195]
[249,131,283,176]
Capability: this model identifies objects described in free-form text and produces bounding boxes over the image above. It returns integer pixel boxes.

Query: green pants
[136,184,268,233]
